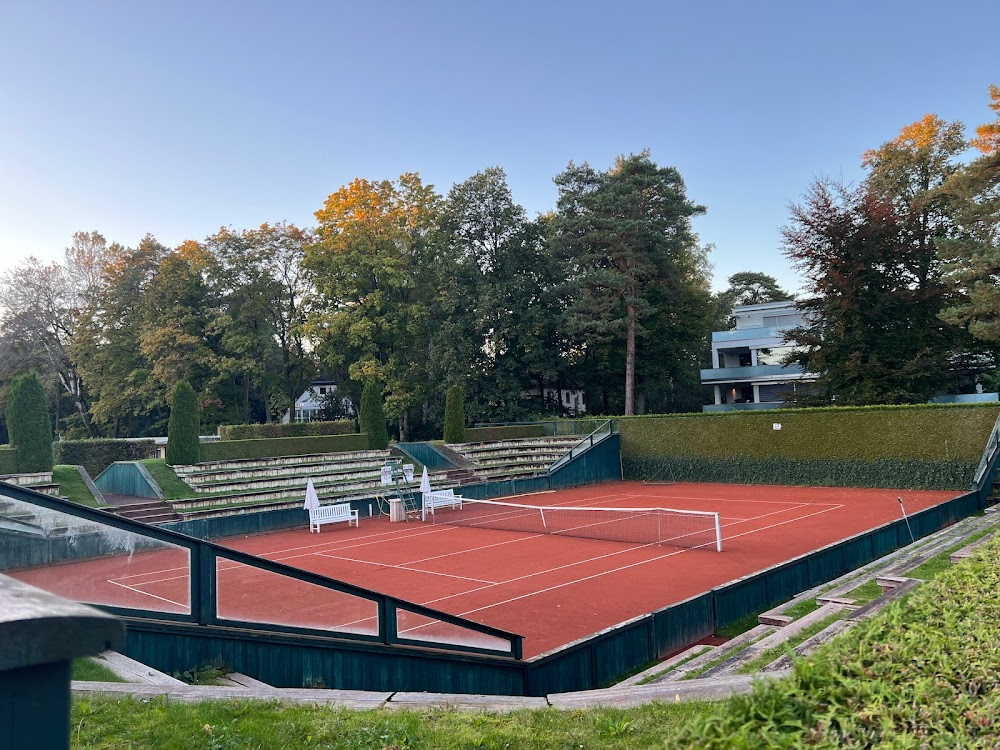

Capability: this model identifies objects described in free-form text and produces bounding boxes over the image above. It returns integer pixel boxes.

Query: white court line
[107,579,188,609]
[449,504,847,619]
[313,553,499,584]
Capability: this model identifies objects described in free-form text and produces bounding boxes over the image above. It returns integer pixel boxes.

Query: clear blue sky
[1,1,997,292]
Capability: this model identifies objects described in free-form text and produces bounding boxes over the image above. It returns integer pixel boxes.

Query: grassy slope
[672,535,1000,748]
[53,465,102,507]
[72,659,126,683]
[139,459,197,500]
[71,698,709,749]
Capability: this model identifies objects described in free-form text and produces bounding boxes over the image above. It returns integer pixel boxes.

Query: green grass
[53,465,102,507]
[733,611,846,675]
[715,611,765,639]
[781,597,820,619]
[908,528,995,581]
[140,459,198,500]
[70,696,712,750]
[674,535,1000,747]
[72,659,126,683]
[844,578,882,605]
[636,646,713,685]
[682,633,773,680]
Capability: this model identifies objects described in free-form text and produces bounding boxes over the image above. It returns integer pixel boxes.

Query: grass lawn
[70,696,712,750]
[72,659,126,683]
[139,459,197,500]
[53,465,102,507]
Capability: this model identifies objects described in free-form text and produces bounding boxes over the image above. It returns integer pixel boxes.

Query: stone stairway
[109,499,180,525]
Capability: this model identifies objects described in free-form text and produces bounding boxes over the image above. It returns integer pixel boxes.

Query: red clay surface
[11,481,957,658]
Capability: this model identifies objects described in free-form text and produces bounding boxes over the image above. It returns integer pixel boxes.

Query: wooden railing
[0,574,124,749]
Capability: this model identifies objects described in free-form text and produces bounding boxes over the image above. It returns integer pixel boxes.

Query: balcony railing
[700,364,807,383]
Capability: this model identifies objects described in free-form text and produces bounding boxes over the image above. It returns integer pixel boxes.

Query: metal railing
[547,419,616,475]
[973,410,1000,489]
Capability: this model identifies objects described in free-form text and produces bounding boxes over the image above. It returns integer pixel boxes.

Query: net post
[714,513,723,552]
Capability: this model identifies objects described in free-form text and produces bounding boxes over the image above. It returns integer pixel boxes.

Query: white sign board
[402,464,414,482]
[380,466,393,485]
[773,423,782,430]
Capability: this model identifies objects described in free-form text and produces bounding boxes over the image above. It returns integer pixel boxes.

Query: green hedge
[218,420,357,440]
[624,456,974,491]
[199,433,371,462]
[619,404,999,470]
[53,439,157,478]
[678,535,1000,746]
[0,446,18,475]
[464,425,547,442]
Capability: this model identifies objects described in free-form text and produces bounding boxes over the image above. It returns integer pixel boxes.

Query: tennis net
[428,498,722,551]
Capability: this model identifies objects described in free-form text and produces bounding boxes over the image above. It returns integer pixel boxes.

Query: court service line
[312,554,499,584]
[417,503,847,618]
[107,579,188,609]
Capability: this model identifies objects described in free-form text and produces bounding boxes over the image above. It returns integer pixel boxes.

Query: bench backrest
[311,503,352,518]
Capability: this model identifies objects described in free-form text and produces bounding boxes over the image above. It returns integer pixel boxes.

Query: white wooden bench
[422,489,464,520]
[309,502,359,533]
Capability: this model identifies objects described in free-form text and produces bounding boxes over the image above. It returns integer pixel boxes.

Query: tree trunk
[624,303,636,415]
[399,411,409,442]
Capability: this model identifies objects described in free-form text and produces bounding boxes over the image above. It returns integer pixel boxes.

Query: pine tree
[6,372,53,472]
[359,380,389,449]
[166,380,200,465]
[443,386,466,444]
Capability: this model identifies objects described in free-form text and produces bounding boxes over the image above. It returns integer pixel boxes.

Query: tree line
[784,85,1000,404]
[0,152,723,441]
[2,84,995,442]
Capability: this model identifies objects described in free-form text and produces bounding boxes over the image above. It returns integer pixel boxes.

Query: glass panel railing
[395,607,515,653]
[215,557,379,635]
[0,493,191,614]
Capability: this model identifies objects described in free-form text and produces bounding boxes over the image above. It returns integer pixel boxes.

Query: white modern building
[701,300,816,412]
[522,386,587,415]
[282,381,354,423]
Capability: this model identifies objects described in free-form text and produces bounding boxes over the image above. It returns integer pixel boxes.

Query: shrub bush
[443,386,466,444]
[677,535,1000,746]
[166,381,200,465]
[54,439,157,478]
[0,446,18,474]
[6,371,53,472]
[218,420,356,440]
[199,434,371,462]
[359,381,389,450]
[463,425,547,442]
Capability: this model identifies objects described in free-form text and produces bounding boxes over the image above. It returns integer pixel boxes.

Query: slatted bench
[309,503,359,533]
[422,489,464,520]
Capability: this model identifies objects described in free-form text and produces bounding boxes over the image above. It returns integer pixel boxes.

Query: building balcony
[700,364,808,384]
[702,402,786,413]
[711,326,791,344]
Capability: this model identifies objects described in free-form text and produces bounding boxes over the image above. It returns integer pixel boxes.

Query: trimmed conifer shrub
[359,381,389,450]
[443,386,466,444]
[6,371,53,472]
[166,380,200,465]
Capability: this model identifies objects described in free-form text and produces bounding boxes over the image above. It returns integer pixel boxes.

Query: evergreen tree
[443,386,466,443]
[166,380,200,465]
[6,371,53,472]
[552,151,705,415]
[359,380,389,449]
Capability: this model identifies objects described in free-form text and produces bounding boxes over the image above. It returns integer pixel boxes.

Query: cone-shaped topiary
[166,380,200,465]
[6,371,53,472]
[359,380,389,450]
[443,385,466,444]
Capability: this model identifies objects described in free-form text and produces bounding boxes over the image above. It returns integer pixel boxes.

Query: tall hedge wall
[0,446,18,475]
[54,439,158,478]
[618,404,1000,490]
[464,425,547,442]
[199,433,370,462]
[218,420,357,440]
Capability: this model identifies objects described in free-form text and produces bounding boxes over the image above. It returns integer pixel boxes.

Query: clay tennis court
[10,480,958,658]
